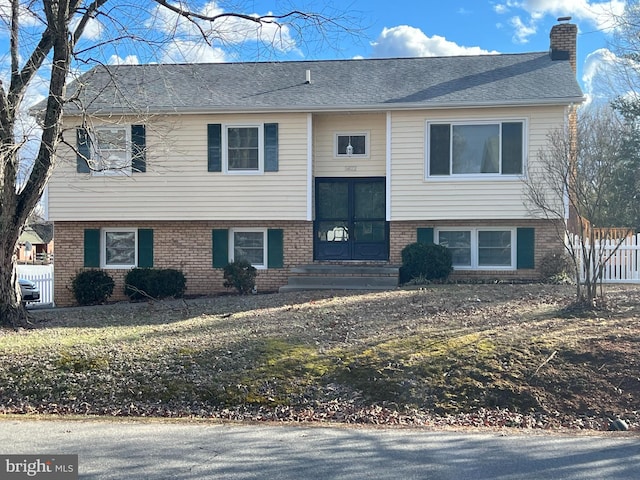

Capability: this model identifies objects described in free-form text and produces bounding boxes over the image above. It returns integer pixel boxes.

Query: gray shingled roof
[61,53,583,114]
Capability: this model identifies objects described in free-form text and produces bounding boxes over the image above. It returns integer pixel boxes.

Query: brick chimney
[550,18,577,74]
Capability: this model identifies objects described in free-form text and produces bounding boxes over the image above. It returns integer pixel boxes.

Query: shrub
[72,270,115,306]
[539,250,574,284]
[400,242,453,284]
[124,268,186,300]
[223,260,257,294]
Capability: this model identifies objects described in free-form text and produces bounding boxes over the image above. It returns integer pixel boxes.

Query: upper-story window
[225,126,262,173]
[93,127,131,175]
[336,133,368,157]
[427,120,524,177]
[76,124,146,175]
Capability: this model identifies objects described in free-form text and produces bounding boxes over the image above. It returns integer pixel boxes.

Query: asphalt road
[1,419,639,479]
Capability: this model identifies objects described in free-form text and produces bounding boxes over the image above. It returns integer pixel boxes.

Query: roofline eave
[61,96,586,117]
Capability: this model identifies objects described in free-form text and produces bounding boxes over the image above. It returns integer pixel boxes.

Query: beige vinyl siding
[313,113,386,177]
[390,106,566,221]
[48,113,309,221]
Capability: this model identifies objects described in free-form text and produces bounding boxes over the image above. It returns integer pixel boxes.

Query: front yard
[1,284,638,430]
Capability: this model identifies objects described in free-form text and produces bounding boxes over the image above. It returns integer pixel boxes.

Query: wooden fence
[570,234,640,284]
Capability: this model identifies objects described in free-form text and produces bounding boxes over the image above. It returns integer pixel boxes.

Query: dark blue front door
[314,177,388,261]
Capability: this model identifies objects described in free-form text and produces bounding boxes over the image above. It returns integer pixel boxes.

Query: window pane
[317,182,348,219]
[105,231,135,266]
[502,122,523,174]
[452,124,499,174]
[228,127,259,170]
[316,221,349,242]
[337,135,366,155]
[234,231,264,265]
[438,231,471,267]
[354,182,385,219]
[354,221,386,242]
[478,230,512,266]
[95,128,128,171]
[429,124,450,175]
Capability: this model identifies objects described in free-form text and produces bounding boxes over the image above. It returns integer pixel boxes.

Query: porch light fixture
[345,141,353,156]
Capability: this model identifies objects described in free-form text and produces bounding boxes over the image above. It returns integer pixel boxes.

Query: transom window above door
[336,133,368,157]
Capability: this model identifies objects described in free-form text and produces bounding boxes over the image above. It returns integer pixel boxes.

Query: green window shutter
[77,128,91,173]
[208,124,222,172]
[131,125,146,173]
[517,227,535,269]
[138,229,154,268]
[212,229,229,268]
[84,229,100,267]
[264,123,279,172]
[267,229,284,268]
[417,227,434,244]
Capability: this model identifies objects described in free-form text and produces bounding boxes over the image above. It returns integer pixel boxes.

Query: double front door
[314,177,388,261]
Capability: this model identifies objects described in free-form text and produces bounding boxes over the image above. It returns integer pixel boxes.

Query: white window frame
[425,119,527,180]
[223,124,264,174]
[435,227,517,270]
[229,228,268,269]
[335,132,369,158]
[101,228,138,269]
[91,126,132,176]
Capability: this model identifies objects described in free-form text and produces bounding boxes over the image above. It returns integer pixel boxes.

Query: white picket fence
[570,234,640,284]
[16,264,54,306]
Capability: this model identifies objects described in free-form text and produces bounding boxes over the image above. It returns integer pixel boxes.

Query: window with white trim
[102,228,137,268]
[436,228,516,269]
[92,126,131,175]
[224,125,263,173]
[336,133,368,157]
[230,229,267,268]
[427,121,524,177]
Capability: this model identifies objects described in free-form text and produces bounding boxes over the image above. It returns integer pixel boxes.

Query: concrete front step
[279,264,399,292]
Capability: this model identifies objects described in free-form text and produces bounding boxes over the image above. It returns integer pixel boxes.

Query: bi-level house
[46,22,583,306]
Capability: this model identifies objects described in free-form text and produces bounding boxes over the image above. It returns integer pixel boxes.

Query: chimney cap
[557,16,572,22]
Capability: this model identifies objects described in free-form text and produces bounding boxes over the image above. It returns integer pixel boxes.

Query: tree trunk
[0,230,27,327]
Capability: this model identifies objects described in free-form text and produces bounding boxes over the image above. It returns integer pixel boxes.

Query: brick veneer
[53,220,313,306]
[54,218,561,306]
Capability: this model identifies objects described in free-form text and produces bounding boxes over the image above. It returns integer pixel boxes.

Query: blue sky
[0,0,629,108]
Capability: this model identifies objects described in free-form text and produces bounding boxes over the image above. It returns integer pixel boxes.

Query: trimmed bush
[223,260,257,294]
[539,250,574,284]
[400,242,453,284]
[72,270,115,306]
[124,268,186,300]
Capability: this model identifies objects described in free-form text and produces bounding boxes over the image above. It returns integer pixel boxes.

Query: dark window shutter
[212,229,229,267]
[417,227,434,244]
[517,227,535,269]
[267,229,284,268]
[138,229,154,267]
[264,123,279,172]
[429,124,450,175]
[131,125,146,173]
[77,128,91,173]
[84,229,100,267]
[208,124,222,172]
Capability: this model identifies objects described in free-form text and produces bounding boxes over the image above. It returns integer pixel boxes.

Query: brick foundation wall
[54,218,562,306]
[390,219,563,281]
[54,220,312,307]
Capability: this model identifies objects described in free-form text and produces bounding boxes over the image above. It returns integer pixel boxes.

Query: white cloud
[108,55,140,65]
[495,1,626,39]
[509,16,537,43]
[371,25,499,58]
[161,40,228,64]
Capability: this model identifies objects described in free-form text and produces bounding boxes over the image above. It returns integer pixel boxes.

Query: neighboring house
[17,224,54,264]
[45,22,583,306]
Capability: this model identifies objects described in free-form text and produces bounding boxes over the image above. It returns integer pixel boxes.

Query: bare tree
[0,0,353,327]
[524,106,634,307]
